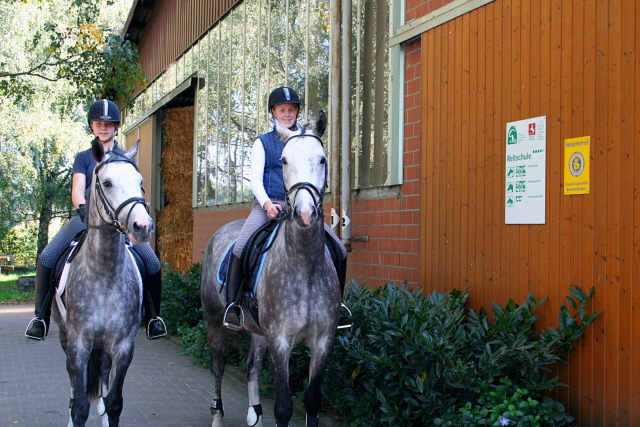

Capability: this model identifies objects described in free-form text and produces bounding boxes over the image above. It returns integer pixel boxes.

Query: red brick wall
[406,0,457,21]
[347,40,423,290]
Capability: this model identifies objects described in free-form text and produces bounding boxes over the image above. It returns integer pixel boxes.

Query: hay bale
[157,106,194,273]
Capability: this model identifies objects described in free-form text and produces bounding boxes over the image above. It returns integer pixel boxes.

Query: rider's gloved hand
[76,204,87,223]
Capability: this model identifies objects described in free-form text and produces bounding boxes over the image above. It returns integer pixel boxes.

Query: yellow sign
[564,136,590,195]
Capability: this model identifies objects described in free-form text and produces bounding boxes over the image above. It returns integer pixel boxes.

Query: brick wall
[406,0,456,21]
[346,39,423,290]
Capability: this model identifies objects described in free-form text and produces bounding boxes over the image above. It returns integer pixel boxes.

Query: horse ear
[125,140,140,160]
[91,137,104,163]
[274,119,294,142]
[315,110,327,138]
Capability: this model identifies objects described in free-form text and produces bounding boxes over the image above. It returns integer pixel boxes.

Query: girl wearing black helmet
[223,87,352,331]
[25,100,167,341]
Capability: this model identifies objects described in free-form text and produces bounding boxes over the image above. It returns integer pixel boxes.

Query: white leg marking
[247,406,262,426]
[97,396,106,416]
[211,413,225,427]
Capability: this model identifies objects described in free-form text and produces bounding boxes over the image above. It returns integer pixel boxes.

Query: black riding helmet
[87,99,121,126]
[268,86,300,111]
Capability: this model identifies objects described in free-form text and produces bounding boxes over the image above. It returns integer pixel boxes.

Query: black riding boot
[223,253,244,331]
[25,261,54,340]
[336,255,353,330]
[144,269,167,339]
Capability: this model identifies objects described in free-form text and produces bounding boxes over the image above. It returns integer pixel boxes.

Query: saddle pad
[55,242,143,322]
[217,224,281,296]
[217,227,333,298]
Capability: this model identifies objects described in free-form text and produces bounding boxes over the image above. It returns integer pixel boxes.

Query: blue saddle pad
[217,223,281,297]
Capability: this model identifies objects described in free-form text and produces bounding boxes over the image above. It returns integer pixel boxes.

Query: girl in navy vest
[223,86,352,331]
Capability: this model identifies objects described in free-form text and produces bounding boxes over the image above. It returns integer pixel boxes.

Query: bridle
[281,128,327,220]
[87,150,148,234]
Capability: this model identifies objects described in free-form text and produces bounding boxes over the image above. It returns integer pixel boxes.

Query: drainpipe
[330,0,341,235]
[341,0,352,251]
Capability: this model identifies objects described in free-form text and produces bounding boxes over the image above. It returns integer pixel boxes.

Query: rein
[87,150,148,234]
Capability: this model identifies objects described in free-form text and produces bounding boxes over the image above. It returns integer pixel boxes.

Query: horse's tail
[86,349,102,401]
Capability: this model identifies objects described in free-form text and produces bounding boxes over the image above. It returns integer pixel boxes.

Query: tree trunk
[36,202,53,262]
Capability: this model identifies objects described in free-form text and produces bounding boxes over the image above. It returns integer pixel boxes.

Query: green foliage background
[0,0,145,265]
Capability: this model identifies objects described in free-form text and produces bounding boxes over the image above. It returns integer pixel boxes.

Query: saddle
[52,230,148,298]
[218,220,342,334]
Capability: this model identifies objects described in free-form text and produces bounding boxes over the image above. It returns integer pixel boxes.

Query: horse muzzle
[131,219,155,242]
[291,202,319,227]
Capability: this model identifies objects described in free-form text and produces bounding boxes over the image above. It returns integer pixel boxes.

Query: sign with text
[564,136,590,195]
[505,116,546,224]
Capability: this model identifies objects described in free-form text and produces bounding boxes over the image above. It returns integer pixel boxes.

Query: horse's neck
[281,219,326,255]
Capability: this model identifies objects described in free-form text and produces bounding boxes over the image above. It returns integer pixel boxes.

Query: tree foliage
[0,100,87,260]
[0,0,141,263]
[0,0,145,108]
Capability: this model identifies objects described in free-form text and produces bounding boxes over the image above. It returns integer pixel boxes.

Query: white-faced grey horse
[201,111,341,427]
[51,139,154,427]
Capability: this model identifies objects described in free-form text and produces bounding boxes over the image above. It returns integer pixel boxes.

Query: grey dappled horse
[51,139,154,427]
[201,111,341,427]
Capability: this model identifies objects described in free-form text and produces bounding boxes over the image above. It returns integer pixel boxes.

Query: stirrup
[338,303,353,330]
[146,317,167,339]
[25,317,47,340]
[222,303,244,331]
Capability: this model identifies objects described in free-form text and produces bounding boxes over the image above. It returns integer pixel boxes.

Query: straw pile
[157,106,194,273]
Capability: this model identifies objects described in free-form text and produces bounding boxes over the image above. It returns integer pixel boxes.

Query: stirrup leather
[222,303,244,331]
[25,317,48,340]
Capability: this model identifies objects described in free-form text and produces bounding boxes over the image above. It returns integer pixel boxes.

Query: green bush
[160,263,599,426]
[161,263,203,336]
[317,281,599,426]
[0,222,38,267]
[434,377,573,426]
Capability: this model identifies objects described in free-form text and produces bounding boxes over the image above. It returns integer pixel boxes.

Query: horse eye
[281,157,288,165]
[320,157,327,165]
[103,180,112,188]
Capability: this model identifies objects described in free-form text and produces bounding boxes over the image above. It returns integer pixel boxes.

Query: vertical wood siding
[419,0,639,425]
[136,0,240,84]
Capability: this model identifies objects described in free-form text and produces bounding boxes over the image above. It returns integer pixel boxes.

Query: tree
[0,101,86,261]
[0,0,141,263]
[0,0,145,108]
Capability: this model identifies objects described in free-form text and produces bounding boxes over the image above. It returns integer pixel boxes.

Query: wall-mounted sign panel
[564,136,590,195]
[505,116,546,224]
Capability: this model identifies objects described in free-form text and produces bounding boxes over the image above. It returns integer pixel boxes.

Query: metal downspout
[341,0,352,251]
[330,0,341,234]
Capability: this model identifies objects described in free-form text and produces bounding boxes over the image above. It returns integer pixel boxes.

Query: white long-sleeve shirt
[250,138,271,208]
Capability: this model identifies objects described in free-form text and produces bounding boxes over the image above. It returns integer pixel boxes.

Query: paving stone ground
[0,303,340,426]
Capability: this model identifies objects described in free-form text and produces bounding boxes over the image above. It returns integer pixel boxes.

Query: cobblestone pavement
[0,303,339,427]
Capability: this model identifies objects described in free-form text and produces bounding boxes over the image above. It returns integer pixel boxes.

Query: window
[123,0,402,207]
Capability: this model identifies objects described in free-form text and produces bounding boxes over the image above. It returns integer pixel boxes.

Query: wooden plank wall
[418,0,639,425]
[135,0,240,84]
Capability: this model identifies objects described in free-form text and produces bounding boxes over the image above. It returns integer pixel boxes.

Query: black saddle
[51,230,148,292]
[232,220,341,295]
[230,220,342,335]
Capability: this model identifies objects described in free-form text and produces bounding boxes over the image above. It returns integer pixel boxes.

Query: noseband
[89,151,148,234]
[282,130,326,220]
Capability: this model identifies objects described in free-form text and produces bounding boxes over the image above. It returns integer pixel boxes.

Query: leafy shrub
[161,263,203,337]
[160,263,599,426]
[0,222,38,267]
[434,377,574,426]
[316,282,599,426]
